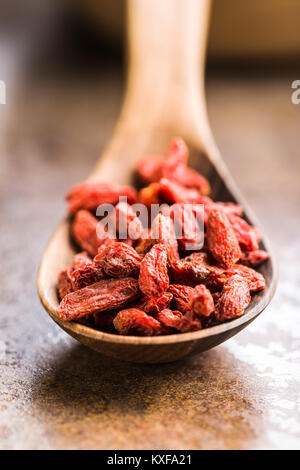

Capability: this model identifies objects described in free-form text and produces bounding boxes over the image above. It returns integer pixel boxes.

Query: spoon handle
[92,0,212,181]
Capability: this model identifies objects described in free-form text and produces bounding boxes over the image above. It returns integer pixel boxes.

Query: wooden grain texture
[37,0,277,363]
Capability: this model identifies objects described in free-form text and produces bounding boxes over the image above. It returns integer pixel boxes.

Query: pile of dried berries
[56,138,269,336]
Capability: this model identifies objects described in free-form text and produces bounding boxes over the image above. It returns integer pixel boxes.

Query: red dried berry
[161,138,210,195]
[191,284,214,317]
[115,201,143,241]
[134,292,173,315]
[139,182,161,208]
[137,156,163,184]
[222,264,265,292]
[240,249,270,267]
[135,230,155,256]
[227,214,260,252]
[166,137,189,164]
[170,254,210,286]
[66,180,138,214]
[215,202,243,218]
[151,213,179,265]
[72,210,100,257]
[157,309,183,330]
[215,275,251,321]
[57,277,140,321]
[73,251,92,269]
[158,309,202,333]
[139,244,169,297]
[94,242,141,278]
[179,310,203,332]
[170,203,204,251]
[113,308,162,336]
[159,178,202,205]
[57,267,74,299]
[71,262,105,290]
[207,209,242,267]
[168,284,194,313]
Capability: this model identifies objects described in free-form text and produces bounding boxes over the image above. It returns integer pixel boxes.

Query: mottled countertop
[1,63,300,449]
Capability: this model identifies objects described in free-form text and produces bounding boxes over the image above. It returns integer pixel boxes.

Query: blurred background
[1,0,300,450]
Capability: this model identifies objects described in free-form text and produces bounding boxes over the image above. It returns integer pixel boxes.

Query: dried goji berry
[215,275,251,321]
[168,284,194,313]
[137,155,163,184]
[207,209,242,267]
[240,249,270,267]
[159,178,202,205]
[139,243,169,297]
[170,203,204,251]
[73,251,92,269]
[115,201,143,241]
[139,182,161,208]
[71,262,105,290]
[179,310,203,332]
[160,138,210,195]
[170,254,210,286]
[157,309,183,331]
[191,284,214,318]
[72,210,101,257]
[66,180,138,214]
[151,213,179,265]
[133,292,173,315]
[215,202,243,218]
[135,230,155,256]
[57,267,74,299]
[57,277,140,321]
[158,309,202,333]
[222,264,265,292]
[94,242,141,278]
[113,308,162,336]
[227,214,260,252]
[161,137,188,173]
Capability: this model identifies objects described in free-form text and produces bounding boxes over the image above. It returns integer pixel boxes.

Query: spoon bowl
[38,0,277,363]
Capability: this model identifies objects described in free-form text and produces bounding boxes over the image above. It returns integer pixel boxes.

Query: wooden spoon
[38,0,277,363]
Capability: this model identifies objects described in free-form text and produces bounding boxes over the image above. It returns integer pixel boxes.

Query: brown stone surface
[0,64,300,449]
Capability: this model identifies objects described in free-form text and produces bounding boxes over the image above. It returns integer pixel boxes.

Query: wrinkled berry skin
[227,214,260,252]
[57,277,140,321]
[113,308,162,336]
[151,213,179,265]
[240,249,270,267]
[72,210,100,257]
[134,292,173,315]
[94,242,141,278]
[215,275,251,321]
[57,267,74,299]
[191,284,214,318]
[207,209,242,268]
[67,180,137,214]
[139,244,169,297]
[157,309,202,333]
[157,309,183,331]
[73,251,92,270]
[168,284,194,313]
[71,262,105,290]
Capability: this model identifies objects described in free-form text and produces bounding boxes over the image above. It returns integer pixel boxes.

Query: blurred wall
[72,0,300,61]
